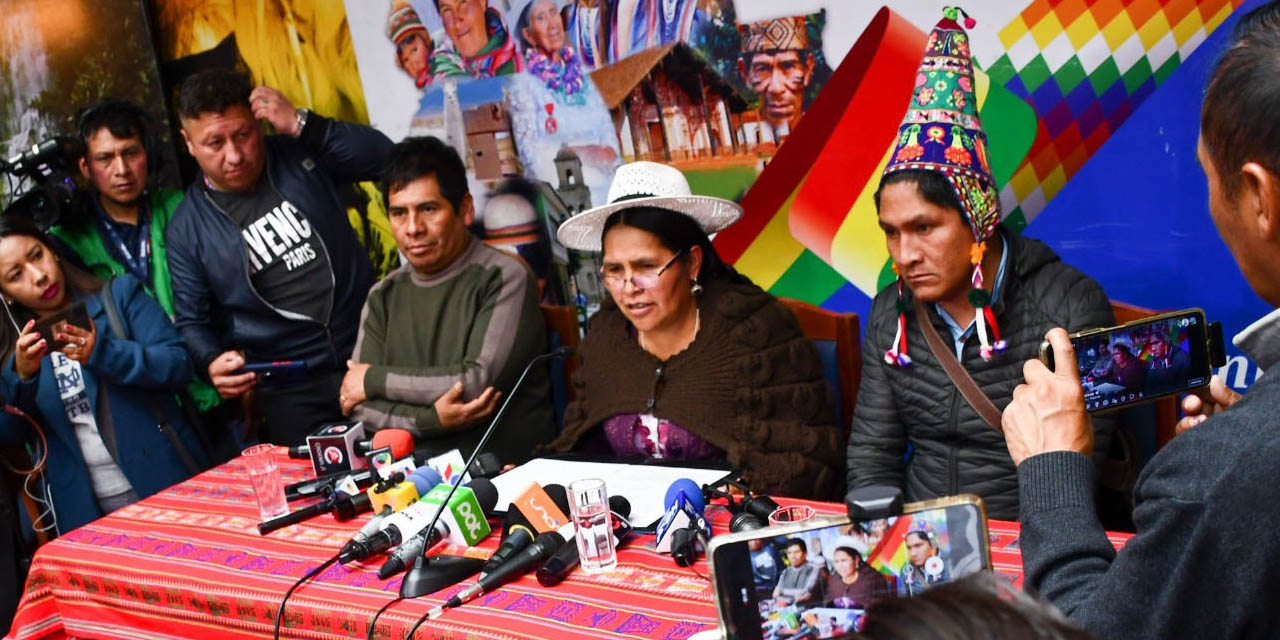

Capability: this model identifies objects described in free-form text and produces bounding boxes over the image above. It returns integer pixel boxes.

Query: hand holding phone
[13,320,47,380]
[1005,328,1094,466]
[33,301,91,352]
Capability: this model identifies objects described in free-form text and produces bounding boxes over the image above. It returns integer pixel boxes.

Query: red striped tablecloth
[5,450,1132,639]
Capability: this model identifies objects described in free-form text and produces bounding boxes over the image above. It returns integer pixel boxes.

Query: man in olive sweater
[339,136,555,463]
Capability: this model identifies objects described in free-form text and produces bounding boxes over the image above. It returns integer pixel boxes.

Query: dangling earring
[690,278,703,296]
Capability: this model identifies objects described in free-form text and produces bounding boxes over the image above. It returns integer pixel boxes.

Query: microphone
[536,495,632,587]
[482,484,571,577]
[397,348,572,599]
[654,479,708,553]
[444,531,565,609]
[293,426,415,475]
[338,467,442,563]
[376,478,498,579]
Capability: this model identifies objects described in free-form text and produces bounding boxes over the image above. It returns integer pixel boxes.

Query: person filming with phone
[0,217,207,535]
[1004,4,1280,637]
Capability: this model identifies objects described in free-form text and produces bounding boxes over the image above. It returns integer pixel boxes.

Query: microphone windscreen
[543,484,571,517]
[371,428,415,458]
[409,466,442,494]
[664,478,704,514]
[608,495,631,519]
[467,478,500,513]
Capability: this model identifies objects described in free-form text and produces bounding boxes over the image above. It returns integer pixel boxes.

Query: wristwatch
[293,108,310,137]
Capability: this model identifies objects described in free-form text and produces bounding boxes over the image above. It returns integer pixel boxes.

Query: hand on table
[1002,328,1094,466]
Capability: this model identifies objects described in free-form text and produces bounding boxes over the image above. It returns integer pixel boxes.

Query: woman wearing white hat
[541,162,842,498]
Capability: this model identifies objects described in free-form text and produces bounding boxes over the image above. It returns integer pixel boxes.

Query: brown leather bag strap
[912,297,1004,433]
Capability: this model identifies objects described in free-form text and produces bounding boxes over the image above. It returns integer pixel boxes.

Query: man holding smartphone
[1004,4,1280,637]
[168,69,390,445]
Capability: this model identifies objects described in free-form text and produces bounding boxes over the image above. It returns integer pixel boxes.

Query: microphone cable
[405,606,433,639]
[272,551,339,640]
[365,596,406,640]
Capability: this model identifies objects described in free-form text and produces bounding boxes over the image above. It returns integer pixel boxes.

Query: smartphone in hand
[33,302,91,351]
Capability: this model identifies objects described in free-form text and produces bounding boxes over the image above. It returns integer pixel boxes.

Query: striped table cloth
[5,450,1131,639]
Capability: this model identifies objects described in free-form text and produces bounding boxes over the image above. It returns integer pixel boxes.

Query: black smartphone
[237,360,309,388]
[33,302,91,351]
[1040,309,1214,413]
[708,495,991,638]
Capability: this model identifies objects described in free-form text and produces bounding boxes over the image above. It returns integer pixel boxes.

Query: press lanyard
[97,207,151,284]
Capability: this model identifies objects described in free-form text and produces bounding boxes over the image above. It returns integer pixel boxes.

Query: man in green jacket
[338,136,555,463]
[52,99,223,417]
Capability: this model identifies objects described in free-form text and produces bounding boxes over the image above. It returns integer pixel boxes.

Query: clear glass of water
[242,444,289,521]
[568,478,616,573]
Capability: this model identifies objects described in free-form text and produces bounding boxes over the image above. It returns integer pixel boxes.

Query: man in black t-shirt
[168,70,390,445]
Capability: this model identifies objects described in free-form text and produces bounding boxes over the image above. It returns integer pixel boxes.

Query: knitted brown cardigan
[543,278,844,500]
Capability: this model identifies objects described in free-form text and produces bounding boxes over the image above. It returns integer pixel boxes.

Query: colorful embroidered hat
[881,6,1005,367]
[386,0,427,44]
[738,16,810,53]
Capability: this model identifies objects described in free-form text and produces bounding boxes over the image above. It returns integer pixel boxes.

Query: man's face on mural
[745,50,813,129]
[437,0,489,58]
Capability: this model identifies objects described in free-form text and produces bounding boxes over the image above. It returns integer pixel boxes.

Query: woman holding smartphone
[0,216,206,535]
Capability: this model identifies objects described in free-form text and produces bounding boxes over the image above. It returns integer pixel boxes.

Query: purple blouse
[602,413,723,461]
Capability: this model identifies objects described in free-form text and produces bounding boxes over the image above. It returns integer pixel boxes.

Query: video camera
[2,136,81,229]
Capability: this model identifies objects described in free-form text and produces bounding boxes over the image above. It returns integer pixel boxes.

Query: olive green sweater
[350,238,555,463]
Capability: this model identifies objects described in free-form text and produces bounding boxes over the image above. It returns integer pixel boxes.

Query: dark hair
[850,573,1095,640]
[75,98,160,194]
[601,207,748,286]
[904,530,936,549]
[77,98,150,153]
[873,169,965,222]
[516,0,538,49]
[785,537,807,553]
[0,217,103,364]
[177,69,253,120]
[833,546,863,564]
[1200,1,1280,198]
[379,136,469,213]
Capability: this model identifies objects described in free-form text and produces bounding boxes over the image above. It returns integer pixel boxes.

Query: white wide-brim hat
[556,161,744,252]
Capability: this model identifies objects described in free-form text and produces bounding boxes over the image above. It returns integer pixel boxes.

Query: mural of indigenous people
[737,15,815,140]
[387,0,435,88]
[612,0,705,62]
[430,0,524,80]
[513,0,586,103]
[562,0,610,70]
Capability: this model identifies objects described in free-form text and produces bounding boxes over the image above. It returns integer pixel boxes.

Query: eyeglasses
[599,248,686,291]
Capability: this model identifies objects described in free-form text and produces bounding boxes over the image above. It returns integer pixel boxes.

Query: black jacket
[166,114,389,375]
[847,232,1116,520]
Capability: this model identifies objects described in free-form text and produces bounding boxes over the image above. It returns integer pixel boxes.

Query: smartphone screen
[1067,310,1211,412]
[710,500,989,638]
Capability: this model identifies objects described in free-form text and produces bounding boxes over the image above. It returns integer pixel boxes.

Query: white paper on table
[491,458,731,530]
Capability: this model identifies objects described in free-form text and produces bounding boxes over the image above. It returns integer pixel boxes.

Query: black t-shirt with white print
[208,179,332,324]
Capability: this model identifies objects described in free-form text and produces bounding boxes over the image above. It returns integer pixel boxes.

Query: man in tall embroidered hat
[847,7,1116,521]
[737,15,814,140]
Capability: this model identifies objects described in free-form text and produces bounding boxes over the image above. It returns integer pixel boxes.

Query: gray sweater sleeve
[1018,451,1217,640]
